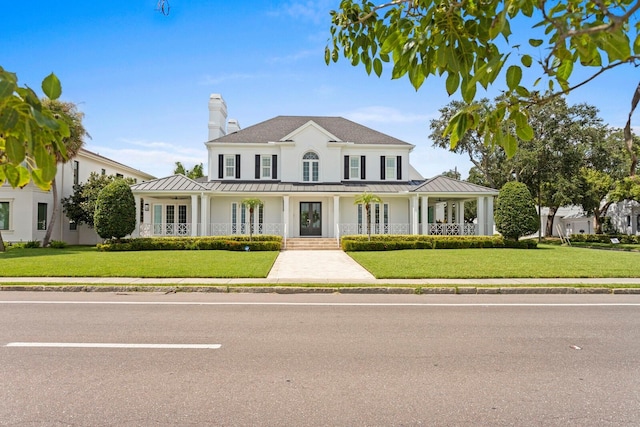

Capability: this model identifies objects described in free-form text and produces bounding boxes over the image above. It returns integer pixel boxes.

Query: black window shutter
[272,155,278,179]
[360,156,366,180]
[344,156,349,180]
[397,156,402,180]
[218,154,223,179]
[380,156,386,180]
[235,154,241,179]
[255,155,261,179]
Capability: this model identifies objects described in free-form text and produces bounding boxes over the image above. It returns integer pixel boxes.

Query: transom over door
[300,202,321,236]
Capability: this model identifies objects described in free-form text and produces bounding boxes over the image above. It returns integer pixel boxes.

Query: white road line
[1,301,640,307]
[5,342,221,349]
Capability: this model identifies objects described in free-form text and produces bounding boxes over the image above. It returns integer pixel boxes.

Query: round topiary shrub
[494,181,539,241]
[94,179,136,241]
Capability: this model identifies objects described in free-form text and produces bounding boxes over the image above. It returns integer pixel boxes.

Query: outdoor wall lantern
[144,203,149,211]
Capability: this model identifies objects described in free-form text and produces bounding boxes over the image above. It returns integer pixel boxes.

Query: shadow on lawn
[0,246,96,259]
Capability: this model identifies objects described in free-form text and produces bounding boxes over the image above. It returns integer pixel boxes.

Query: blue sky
[3,1,638,179]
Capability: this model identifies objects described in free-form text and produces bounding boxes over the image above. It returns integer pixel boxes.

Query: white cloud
[340,106,434,124]
[89,141,207,179]
[198,73,262,85]
[266,49,317,64]
[269,1,334,24]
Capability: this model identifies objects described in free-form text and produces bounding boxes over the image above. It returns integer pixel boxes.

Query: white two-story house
[0,148,155,245]
[131,94,497,240]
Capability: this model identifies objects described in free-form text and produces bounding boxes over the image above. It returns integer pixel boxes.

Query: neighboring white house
[131,94,498,240]
[0,148,155,245]
[538,202,640,238]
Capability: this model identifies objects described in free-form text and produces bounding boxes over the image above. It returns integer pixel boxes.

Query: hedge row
[569,234,640,244]
[341,235,537,251]
[97,235,282,251]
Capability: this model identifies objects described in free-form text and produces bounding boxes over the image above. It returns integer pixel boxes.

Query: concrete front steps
[284,238,341,250]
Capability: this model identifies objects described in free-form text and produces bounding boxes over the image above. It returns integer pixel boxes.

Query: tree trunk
[594,201,612,234]
[593,211,602,234]
[366,205,371,241]
[545,206,558,237]
[42,177,59,247]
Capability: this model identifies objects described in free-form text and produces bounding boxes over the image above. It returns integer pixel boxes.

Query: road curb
[1,285,637,294]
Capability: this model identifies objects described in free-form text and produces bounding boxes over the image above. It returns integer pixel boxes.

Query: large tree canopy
[327,0,640,156]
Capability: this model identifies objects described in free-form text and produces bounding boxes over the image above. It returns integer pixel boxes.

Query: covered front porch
[130,175,497,240]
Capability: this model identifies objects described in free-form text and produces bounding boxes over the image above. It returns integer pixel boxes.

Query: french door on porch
[300,202,321,236]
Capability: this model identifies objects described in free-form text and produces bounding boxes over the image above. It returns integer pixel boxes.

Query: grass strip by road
[348,245,640,279]
[0,246,278,278]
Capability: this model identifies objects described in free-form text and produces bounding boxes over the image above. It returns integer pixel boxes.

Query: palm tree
[242,198,263,242]
[354,192,382,241]
[41,100,90,247]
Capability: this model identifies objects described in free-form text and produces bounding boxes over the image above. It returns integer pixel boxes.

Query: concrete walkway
[267,250,375,281]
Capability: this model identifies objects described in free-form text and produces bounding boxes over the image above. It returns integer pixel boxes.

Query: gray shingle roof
[208,116,412,146]
[131,174,209,192]
[411,175,498,194]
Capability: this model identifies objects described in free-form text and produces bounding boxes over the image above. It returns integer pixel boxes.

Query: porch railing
[140,223,284,237]
[428,223,477,236]
[339,223,410,235]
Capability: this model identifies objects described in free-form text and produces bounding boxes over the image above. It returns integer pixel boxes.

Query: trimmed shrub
[97,235,282,252]
[49,240,67,249]
[570,234,639,244]
[494,182,538,241]
[24,240,41,248]
[94,179,136,240]
[340,234,511,251]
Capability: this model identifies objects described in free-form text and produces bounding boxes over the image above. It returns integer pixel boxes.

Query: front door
[300,202,321,236]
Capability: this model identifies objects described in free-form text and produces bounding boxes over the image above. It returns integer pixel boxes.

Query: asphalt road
[1,292,639,426]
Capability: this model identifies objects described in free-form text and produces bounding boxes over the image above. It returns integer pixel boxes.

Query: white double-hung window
[385,157,396,180]
[0,201,10,230]
[350,156,360,179]
[261,156,271,178]
[225,155,236,178]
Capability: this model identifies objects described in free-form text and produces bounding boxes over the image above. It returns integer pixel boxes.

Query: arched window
[302,151,319,182]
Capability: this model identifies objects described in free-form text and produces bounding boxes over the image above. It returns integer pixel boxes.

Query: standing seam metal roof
[130,174,209,192]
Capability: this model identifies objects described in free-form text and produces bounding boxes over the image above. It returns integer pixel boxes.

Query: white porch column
[421,196,429,235]
[333,195,340,238]
[486,196,495,235]
[283,195,290,239]
[134,195,141,237]
[476,196,485,235]
[190,195,198,236]
[200,194,209,236]
[447,201,453,224]
[411,195,419,235]
[458,201,465,235]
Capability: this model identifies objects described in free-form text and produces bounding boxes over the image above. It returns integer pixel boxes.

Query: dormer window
[302,151,319,182]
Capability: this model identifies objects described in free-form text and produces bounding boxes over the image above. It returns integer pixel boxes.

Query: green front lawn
[0,246,279,278]
[348,245,640,278]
